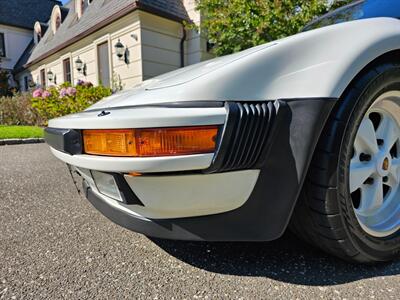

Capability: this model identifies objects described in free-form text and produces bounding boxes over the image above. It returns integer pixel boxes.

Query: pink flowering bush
[32,88,43,98]
[42,90,51,99]
[66,87,77,96]
[59,87,68,98]
[31,82,112,123]
[77,80,93,88]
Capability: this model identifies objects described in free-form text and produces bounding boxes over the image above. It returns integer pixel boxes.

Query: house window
[0,33,6,57]
[36,28,42,43]
[55,15,61,30]
[40,69,46,88]
[63,58,72,83]
[34,22,44,45]
[24,76,29,91]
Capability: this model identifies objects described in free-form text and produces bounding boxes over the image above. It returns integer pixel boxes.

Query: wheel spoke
[349,161,375,193]
[376,115,400,151]
[386,173,398,189]
[359,177,384,213]
[354,118,379,154]
[388,158,400,186]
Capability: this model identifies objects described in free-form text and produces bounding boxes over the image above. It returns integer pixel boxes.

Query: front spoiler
[79,98,336,241]
[84,183,207,240]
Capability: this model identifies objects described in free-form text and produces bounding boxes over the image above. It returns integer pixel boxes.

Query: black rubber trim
[84,101,225,112]
[44,127,82,155]
[84,184,203,240]
[109,172,144,206]
[81,98,337,241]
[205,101,278,173]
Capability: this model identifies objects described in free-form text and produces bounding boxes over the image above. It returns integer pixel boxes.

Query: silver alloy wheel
[350,91,400,238]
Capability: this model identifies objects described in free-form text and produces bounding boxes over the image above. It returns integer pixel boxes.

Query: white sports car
[45,0,400,263]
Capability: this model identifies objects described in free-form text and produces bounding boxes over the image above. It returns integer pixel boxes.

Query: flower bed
[31,82,112,123]
[0,81,112,126]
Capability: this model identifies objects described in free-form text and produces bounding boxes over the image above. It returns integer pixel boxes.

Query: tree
[193,0,353,56]
[330,0,354,10]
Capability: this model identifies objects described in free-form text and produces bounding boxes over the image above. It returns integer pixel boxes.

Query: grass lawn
[0,126,44,139]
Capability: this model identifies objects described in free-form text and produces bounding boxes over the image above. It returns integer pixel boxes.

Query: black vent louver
[205,101,280,173]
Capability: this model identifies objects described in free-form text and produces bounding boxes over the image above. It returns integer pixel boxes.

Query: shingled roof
[24,0,189,68]
[0,0,61,30]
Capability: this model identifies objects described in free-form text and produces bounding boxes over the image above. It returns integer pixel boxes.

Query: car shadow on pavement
[150,231,400,286]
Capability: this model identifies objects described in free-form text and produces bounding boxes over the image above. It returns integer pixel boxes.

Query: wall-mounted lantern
[75,56,83,72]
[115,39,125,58]
[47,70,54,82]
[75,56,87,76]
[115,39,129,64]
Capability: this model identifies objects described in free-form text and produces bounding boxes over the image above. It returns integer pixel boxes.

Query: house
[0,0,60,89]
[13,0,213,92]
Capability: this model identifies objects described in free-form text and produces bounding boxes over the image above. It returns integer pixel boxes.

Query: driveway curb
[0,138,45,146]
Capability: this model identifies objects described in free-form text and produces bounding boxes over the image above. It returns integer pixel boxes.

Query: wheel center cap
[377,155,391,176]
[382,157,390,171]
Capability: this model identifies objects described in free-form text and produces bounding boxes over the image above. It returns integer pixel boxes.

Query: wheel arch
[336,49,400,101]
[288,54,400,262]
[287,49,400,226]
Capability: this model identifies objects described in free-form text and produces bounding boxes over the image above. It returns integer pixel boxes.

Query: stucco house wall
[182,0,213,65]
[140,11,183,80]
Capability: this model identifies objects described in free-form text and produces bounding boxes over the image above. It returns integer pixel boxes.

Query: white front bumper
[75,166,259,219]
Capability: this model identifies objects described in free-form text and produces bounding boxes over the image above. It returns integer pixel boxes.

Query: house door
[97,42,110,87]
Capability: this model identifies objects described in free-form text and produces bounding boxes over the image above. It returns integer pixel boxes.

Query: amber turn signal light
[82,126,218,157]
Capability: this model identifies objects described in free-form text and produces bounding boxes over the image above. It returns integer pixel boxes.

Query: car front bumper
[46,98,336,241]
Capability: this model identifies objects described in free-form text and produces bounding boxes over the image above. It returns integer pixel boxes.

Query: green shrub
[0,94,43,126]
[31,83,112,123]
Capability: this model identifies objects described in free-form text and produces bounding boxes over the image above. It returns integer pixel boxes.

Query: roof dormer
[76,0,94,19]
[34,22,48,44]
[50,5,69,34]
[75,0,83,19]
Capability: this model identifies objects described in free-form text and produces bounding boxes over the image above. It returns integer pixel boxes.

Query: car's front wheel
[291,60,400,263]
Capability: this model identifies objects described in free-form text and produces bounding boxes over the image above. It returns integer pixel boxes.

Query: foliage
[0,94,43,126]
[0,125,43,139]
[330,0,354,10]
[31,82,112,123]
[112,72,124,93]
[192,0,354,56]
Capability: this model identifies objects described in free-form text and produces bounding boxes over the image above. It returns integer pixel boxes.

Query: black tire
[290,61,400,263]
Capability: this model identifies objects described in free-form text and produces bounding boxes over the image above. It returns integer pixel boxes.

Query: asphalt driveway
[1,144,399,299]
